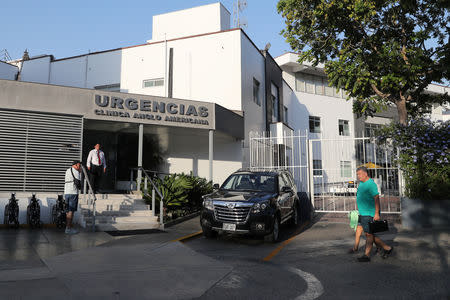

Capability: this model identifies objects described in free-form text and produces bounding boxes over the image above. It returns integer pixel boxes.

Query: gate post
[308,140,315,208]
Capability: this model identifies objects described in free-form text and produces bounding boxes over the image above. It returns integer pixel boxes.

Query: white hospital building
[0,2,448,225]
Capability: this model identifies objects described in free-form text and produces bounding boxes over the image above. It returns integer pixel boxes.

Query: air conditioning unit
[269,122,293,145]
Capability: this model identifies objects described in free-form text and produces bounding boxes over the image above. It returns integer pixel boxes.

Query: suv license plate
[222,223,236,231]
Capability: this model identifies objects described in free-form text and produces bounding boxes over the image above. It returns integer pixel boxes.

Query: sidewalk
[293,220,449,269]
[0,217,233,300]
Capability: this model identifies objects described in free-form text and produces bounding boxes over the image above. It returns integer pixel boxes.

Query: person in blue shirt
[356,166,393,262]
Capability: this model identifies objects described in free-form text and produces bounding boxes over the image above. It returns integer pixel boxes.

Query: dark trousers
[89,165,103,193]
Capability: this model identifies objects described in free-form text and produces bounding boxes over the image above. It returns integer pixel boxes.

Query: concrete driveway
[0,216,448,299]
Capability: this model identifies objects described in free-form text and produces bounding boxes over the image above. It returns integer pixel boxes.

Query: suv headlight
[203,199,214,210]
[252,201,269,213]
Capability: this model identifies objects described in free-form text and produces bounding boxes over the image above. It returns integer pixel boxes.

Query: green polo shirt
[356,178,379,217]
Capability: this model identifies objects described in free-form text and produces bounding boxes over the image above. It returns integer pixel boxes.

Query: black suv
[200,169,300,242]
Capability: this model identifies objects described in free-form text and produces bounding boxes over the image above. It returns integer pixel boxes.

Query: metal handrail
[136,166,164,228]
[80,165,97,232]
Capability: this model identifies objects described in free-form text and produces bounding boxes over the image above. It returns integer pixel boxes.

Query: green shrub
[141,173,212,214]
[377,118,449,200]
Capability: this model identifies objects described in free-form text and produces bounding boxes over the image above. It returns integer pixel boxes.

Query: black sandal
[348,247,359,254]
[382,246,394,259]
[357,255,371,262]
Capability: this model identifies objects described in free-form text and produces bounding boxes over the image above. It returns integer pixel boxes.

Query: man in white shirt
[86,143,107,194]
[64,160,81,234]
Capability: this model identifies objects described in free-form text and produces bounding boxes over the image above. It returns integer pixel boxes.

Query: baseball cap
[72,160,82,166]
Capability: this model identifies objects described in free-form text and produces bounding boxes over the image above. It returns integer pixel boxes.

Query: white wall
[281,70,357,185]
[49,50,122,89]
[240,33,266,166]
[122,29,243,111]
[282,71,355,139]
[163,131,242,185]
[150,3,230,42]
[0,61,18,80]
[86,51,122,89]
[20,56,51,83]
[120,44,166,96]
[50,57,86,87]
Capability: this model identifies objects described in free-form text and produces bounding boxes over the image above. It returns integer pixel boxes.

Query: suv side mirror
[213,183,220,190]
[281,186,293,194]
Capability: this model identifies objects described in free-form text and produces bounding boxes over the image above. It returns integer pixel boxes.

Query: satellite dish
[238,0,247,11]
[264,43,271,51]
[240,17,248,29]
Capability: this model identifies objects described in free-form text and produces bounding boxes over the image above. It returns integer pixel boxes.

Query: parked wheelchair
[4,193,20,228]
[51,194,67,229]
[27,193,42,228]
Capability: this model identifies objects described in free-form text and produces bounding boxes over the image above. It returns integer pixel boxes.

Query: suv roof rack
[236,167,290,173]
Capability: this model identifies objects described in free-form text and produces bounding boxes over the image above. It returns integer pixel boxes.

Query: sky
[0,0,291,61]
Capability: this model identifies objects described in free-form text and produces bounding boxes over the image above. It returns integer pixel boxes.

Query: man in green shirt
[356,167,393,262]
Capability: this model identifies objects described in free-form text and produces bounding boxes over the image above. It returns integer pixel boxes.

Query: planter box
[401,197,450,229]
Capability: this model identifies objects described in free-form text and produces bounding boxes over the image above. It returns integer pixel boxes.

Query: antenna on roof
[0,49,12,62]
[233,0,248,29]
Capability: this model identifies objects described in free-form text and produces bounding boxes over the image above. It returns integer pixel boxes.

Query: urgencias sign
[93,94,210,125]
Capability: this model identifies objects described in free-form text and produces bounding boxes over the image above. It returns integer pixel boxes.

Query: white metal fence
[249,130,309,194]
[249,130,402,214]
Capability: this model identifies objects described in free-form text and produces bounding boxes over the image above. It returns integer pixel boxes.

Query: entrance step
[87,223,160,231]
[79,203,151,212]
[80,209,154,218]
[79,193,159,231]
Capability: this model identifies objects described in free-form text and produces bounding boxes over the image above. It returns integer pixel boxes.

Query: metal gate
[250,131,402,214]
[249,130,309,194]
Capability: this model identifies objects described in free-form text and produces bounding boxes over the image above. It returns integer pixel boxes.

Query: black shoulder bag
[71,168,82,190]
[369,220,389,234]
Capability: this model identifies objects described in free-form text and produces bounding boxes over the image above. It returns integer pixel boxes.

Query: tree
[278,0,450,125]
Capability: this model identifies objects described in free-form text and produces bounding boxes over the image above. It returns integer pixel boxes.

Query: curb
[164,211,201,228]
[0,223,57,229]
[171,230,203,243]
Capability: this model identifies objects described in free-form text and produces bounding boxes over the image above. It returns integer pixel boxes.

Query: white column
[137,124,143,191]
[209,130,214,182]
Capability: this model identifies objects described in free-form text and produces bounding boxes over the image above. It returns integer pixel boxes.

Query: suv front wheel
[266,216,280,243]
[290,202,299,227]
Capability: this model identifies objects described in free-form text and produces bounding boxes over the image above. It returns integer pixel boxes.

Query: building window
[94,83,120,92]
[313,159,322,176]
[143,78,164,88]
[309,116,321,133]
[314,76,324,95]
[284,106,288,124]
[271,82,279,122]
[295,72,306,92]
[364,123,381,137]
[305,74,315,94]
[340,161,352,177]
[296,72,348,98]
[339,119,350,136]
[253,78,260,106]
[324,79,334,97]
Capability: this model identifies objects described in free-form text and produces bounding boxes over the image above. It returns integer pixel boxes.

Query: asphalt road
[1,216,448,299]
[184,220,449,300]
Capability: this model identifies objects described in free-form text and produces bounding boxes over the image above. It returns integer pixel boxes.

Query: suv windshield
[221,173,276,192]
